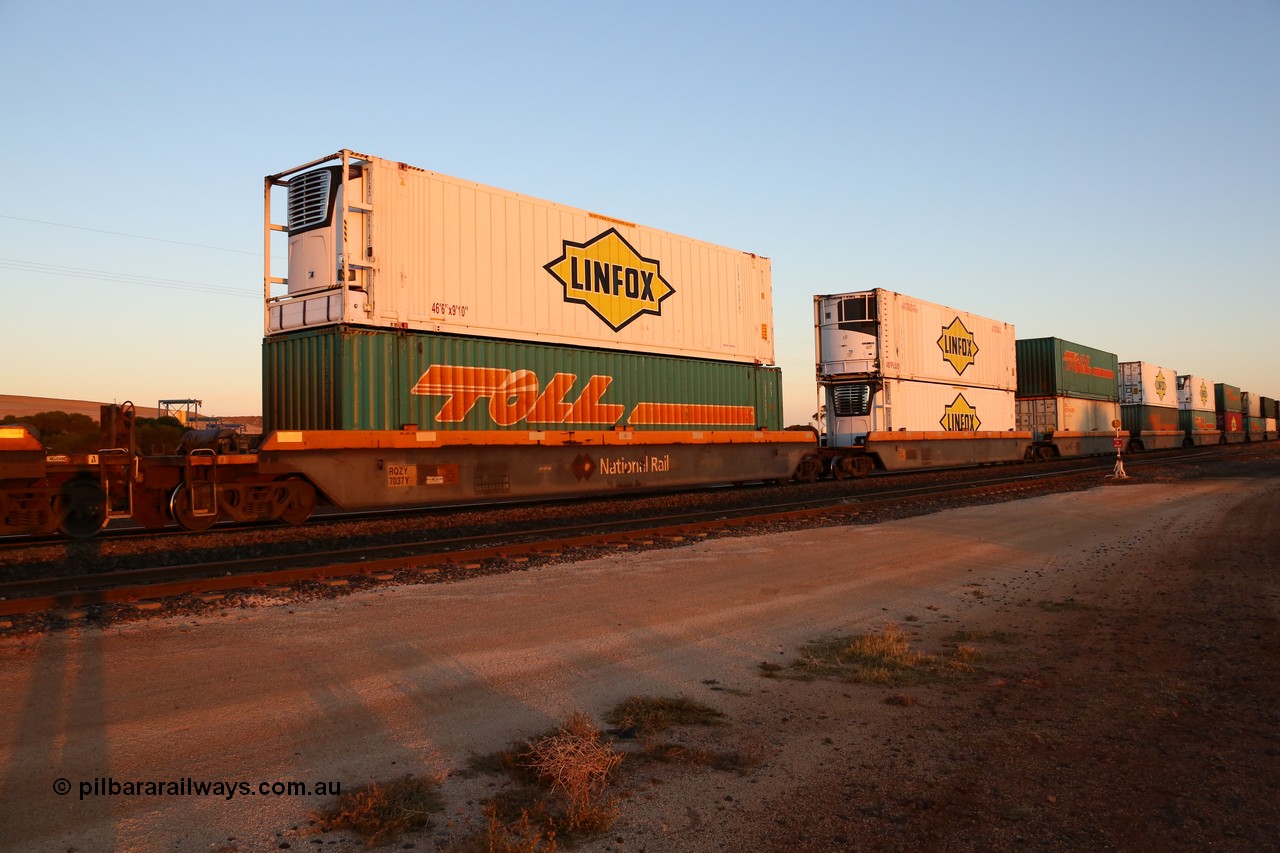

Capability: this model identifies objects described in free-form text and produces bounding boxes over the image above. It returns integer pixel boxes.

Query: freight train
[1,150,1276,538]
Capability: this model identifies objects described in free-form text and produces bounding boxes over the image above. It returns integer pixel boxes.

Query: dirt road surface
[1,457,1277,851]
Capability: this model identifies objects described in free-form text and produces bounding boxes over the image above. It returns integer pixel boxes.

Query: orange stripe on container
[630,403,756,426]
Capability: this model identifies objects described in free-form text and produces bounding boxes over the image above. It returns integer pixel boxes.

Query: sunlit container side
[1241,391,1263,418]
[1016,396,1120,456]
[822,378,1016,447]
[1017,397,1119,435]
[1015,338,1119,401]
[1118,362,1177,408]
[815,290,1016,390]
[263,326,785,433]
[1122,405,1180,434]
[266,150,774,366]
[1215,383,1242,413]
[1176,375,1214,412]
[1175,374,1220,445]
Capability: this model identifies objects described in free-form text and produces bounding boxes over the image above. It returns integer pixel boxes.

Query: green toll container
[1215,383,1242,413]
[264,325,785,433]
[1122,404,1180,434]
[1016,338,1119,402]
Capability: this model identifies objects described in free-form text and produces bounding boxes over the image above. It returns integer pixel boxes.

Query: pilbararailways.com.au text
[56,776,341,801]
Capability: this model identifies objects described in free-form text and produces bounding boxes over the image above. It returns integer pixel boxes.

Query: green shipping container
[264,326,785,433]
[1016,338,1119,401]
[1178,410,1217,433]
[1122,404,1180,434]
[1215,383,1242,413]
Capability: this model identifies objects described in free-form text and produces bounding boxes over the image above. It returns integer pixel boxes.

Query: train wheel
[170,483,218,532]
[854,456,874,478]
[57,479,107,539]
[277,479,316,526]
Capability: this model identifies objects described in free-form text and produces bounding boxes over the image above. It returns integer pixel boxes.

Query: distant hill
[0,395,262,433]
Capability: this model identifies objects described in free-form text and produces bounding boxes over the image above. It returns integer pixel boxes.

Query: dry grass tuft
[605,695,727,735]
[314,774,443,846]
[789,624,937,685]
[521,711,623,832]
[479,802,558,853]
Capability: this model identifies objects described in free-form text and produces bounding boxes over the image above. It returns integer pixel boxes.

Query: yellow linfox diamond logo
[937,317,978,375]
[940,393,982,432]
[544,228,675,332]
[1155,370,1168,402]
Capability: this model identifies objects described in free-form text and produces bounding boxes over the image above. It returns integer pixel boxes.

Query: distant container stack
[1015,337,1119,457]
[1242,392,1269,441]
[1176,374,1221,447]
[1265,397,1279,440]
[1118,361,1182,450]
[1215,383,1246,443]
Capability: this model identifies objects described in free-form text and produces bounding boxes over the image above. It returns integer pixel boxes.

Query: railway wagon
[1015,337,1121,458]
[0,150,813,538]
[1215,383,1247,444]
[1119,362,1182,451]
[1177,374,1222,447]
[809,289,1030,477]
[256,150,812,515]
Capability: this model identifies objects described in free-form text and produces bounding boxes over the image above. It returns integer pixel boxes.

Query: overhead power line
[0,258,259,298]
[0,213,260,256]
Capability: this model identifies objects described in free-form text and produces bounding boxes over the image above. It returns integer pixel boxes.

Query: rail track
[0,449,1227,620]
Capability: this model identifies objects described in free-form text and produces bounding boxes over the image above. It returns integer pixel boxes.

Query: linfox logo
[1155,370,1168,402]
[410,364,756,427]
[940,393,982,432]
[1198,381,1209,407]
[544,228,674,332]
[937,317,978,375]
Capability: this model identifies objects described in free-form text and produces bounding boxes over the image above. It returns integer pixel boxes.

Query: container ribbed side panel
[1015,338,1119,401]
[264,326,784,432]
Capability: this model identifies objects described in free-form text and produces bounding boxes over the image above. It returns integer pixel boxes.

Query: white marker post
[1108,418,1127,480]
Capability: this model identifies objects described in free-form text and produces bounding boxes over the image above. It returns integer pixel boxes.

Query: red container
[1217,411,1244,433]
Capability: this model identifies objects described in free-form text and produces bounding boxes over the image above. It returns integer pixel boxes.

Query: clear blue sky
[2,1,1276,424]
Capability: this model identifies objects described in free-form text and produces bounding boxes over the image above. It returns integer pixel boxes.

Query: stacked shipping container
[1176,374,1220,446]
[1015,337,1120,457]
[265,152,786,435]
[815,289,1017,446]
[1215,383,1246,443]
[1242,392,1268,440]
[1119,361,1182,450]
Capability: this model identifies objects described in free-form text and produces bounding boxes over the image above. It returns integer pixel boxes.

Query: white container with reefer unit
[266,150,775,365]
[823,378,1017,447]
[1118,361,1178,409]
[1176,374,1215,412]
[815,289,1016,391]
